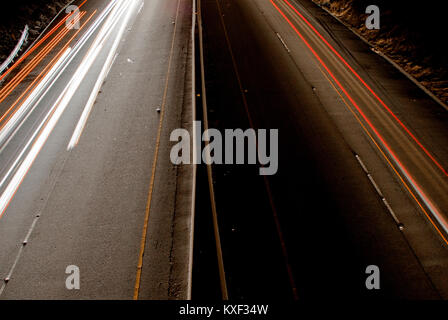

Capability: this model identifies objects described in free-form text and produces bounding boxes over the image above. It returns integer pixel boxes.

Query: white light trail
[0,0,139,217]
[68,0,138,150]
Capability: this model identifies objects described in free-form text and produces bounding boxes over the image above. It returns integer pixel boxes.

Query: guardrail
[0,25,29,77]
[24,0,76,57]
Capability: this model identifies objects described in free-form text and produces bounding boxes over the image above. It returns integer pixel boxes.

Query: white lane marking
[355,154,368,174]
[0,245,24,295]
[355,154,403,228]
[138,1,144,14]
[276,32,291,53]
[0,0,137,297]
[382,197,402,227]
[68,0,138,150]
[367,173,384,198]
[1,207,40,295]
[106,53,119,80]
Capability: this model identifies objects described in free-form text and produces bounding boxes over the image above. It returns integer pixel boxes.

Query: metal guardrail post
[0,25,29,78]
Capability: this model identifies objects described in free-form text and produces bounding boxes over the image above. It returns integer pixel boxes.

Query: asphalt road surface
[0,0,194,299]
[194,0,448,299]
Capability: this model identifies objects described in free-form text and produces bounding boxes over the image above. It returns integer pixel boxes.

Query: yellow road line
[133,0,182,300]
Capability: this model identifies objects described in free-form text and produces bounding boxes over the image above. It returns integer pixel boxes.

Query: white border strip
[186,0,197,300]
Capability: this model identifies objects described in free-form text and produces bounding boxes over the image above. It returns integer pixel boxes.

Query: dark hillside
[312,0,448,104]
[0,1,72,62]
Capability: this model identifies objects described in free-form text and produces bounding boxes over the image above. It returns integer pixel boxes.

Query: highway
[0,0,195,299]
[0,0,448,300]
[195,0,448,299]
